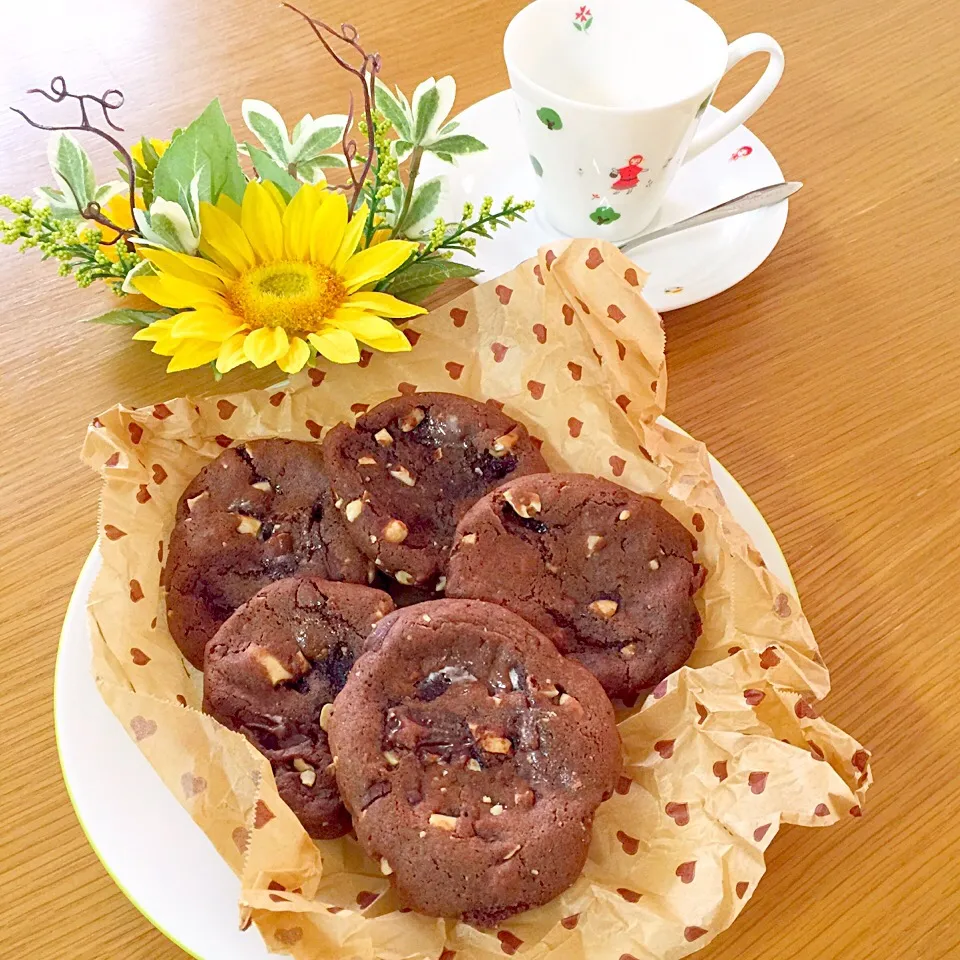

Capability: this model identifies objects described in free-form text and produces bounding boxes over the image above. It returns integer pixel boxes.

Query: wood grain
[0,0,957,957]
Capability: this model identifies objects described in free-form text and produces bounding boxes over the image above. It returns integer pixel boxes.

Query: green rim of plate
[53,548,203,960]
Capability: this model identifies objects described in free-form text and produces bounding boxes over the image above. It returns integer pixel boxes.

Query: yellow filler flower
[132,181,424,373]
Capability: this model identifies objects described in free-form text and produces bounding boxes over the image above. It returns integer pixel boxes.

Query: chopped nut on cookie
[589,599,619,619]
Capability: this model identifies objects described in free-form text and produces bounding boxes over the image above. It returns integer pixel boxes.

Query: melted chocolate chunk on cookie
[203,577,394,839]
[446,473,702,700]
[321,393,548,589]
[329,599,621,925]
[165,438,373,668]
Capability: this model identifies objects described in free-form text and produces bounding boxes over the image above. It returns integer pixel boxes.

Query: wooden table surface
[1,0,958,957]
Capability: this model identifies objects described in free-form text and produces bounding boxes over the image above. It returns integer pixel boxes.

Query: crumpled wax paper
[81,239,872,960]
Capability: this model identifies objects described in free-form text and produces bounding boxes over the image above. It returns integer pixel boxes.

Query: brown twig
[283,5,380,218]
[11,77,138,243]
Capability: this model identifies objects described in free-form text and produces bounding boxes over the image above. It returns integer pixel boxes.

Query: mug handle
[685,34,784,162]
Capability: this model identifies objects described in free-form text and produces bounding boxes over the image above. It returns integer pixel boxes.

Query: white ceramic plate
[421,90,789,312]
[55,421,793,959]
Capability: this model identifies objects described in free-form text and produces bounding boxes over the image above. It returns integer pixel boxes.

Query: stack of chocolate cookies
[164,392,702,924]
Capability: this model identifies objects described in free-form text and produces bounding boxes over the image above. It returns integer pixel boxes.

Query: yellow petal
[172,308,246,341]
[241,181,284,264]
[331,314,412,353]
[309,192,348,266]
[340,241,417,292]
[332,203,369,271]
[369,227,392,246]
[216,193,242,223]
[150,337,180,357]
[165,338,222,372]
[261,181,288,217]
[277,335,311,374]
[140,247,232,289]
[307,327,361,364]
[133,274,225,310]
[344,291,428,318]
[199,202,255,274]
[216,333,249,373]
[329,306,373,325]
[132,317,177,342]
[243,325,289,368]
[282,184,325,261]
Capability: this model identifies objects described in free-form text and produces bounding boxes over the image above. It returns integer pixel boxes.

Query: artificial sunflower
[132,180,424,373]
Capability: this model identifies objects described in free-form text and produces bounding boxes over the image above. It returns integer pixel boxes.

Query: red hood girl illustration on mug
[610,155,647,192]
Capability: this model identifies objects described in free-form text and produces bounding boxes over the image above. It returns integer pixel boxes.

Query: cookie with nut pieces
[321,393,548,589]
[445,473,702,700]
[165,438,374,669]
[328,598,621,925]
[203,576,394,839]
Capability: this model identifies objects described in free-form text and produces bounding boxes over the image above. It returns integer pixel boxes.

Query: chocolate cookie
[445,473,701,700]
[203,577,394,839]
[329,599,621,925]
[165,438,373,668]
[322,393,548,589]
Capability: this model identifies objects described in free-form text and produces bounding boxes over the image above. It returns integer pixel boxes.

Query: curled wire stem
[284,5,380,217]
[11,77,138,244]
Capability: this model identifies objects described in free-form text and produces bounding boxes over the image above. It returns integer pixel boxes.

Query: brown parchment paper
[81,239,872,960]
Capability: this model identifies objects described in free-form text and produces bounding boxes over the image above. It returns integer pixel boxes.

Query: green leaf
[380,257,481,302]
[48,133,96,211]
[413,85,441,143]
[153,99,247,208]
[176,171,202,238]
[121,141,158,205]
[34,186,75,218]
[401,177,442,233]
[314,154,348,169]
[135,196,200,254]
[121,258,156,294]
[375,80,413,140]
[241,99,291,166]
[291,113,347,160]
[139,137,162,172]
[439,121,459,136]
[423,134,487,158]
[536,107,563,131]
[247,144,300,201]
[393,139,414,163]
[296,156,346,185]
[589,205,621,225]
[385,182,406,223]
[83,307,174,326]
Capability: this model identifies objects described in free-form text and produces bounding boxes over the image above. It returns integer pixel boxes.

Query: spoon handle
[620,181,803,251]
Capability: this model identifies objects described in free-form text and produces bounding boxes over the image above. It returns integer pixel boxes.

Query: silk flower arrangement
[0,5,533,376]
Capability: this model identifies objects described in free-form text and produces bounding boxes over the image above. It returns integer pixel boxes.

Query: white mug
[504,0,784,241]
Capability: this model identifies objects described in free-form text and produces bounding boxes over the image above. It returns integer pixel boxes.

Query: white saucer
[422,90,789,312]
[55,421,794,959]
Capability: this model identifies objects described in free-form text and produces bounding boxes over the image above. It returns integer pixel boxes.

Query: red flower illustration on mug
[573,6,593,30]
[730,145,753,161]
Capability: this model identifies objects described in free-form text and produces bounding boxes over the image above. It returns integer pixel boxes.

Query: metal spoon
[619,181,802,252]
